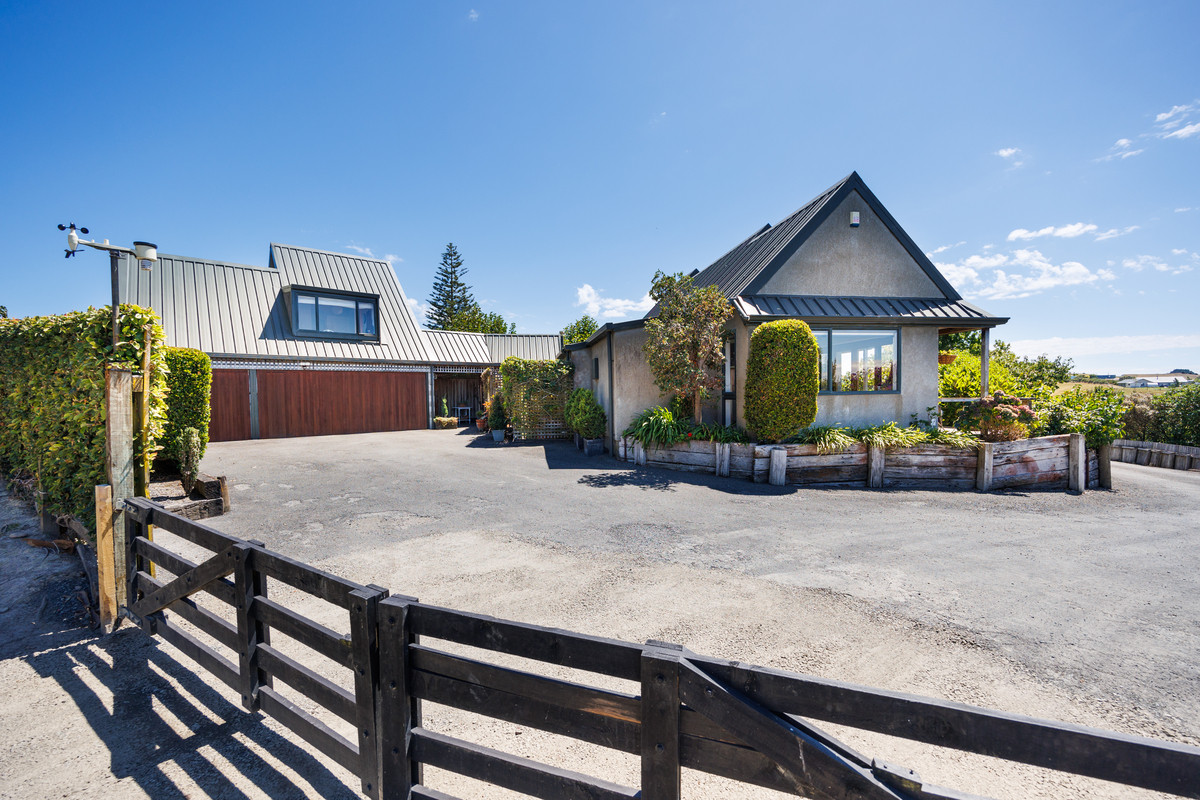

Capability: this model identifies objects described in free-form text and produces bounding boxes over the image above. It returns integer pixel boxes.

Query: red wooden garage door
[209,369,252,442]
[257,370,427,439]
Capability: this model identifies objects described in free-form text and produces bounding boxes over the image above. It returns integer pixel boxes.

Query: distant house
[1119,375,1194,388]
[119,243,560,440]
[566,172,1009,447]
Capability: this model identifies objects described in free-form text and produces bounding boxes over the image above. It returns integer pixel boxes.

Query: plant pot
[476,419,486,431]
[938,353,957,365]
[492,429,505,443]
[583,437,606,456]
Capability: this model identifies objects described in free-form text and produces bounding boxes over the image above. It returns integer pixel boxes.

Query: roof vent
[850,211,861,227]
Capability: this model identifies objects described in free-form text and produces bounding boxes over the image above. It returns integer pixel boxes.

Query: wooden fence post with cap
[350,584,389,800]
[641,640,682,800]
[377,594,421,799]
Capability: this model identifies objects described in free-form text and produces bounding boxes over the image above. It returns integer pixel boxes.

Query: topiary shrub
[743,320,820,443]
[564,387,588,434]
[163,347,212,465]
[487,392,507,430]
[576,392,607,440]
[178,426,203,493]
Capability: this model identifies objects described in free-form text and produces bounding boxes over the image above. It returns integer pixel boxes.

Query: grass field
[1055,381,1167,398]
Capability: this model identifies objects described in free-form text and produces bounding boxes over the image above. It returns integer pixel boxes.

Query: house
[118,243,560,440]
[1119,375,1194,388]
[565,172,1008,448]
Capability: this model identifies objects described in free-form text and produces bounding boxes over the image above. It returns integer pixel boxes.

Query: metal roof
[119,244,434,363]
[735,295,1008,327]
[486,334,562,362]
[682,172,963,306]
[120,243,563,366]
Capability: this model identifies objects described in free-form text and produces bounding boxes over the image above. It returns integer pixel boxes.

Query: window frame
[286,285,381,342]
[810,325,902,395]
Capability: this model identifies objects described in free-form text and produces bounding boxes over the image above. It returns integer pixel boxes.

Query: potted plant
[565,388,591,449]
[475,416,487,431]
[488,392,506,442]
[938,352,958,365]
[577,394,608,456]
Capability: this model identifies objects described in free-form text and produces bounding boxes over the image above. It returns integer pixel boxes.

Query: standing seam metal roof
[734,295,1007,325]
[119,244,563,365]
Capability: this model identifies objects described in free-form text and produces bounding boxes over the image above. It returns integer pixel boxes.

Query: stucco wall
[758,191,941,298]
[611,327,669,447]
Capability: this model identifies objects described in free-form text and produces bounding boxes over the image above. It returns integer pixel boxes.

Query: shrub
[691,422,748,444]
[1122,395,1155,440]
[177,427,203,493]
[487,392,507,430]
[852,422,928,450]
[440,397,450,418]
[623,406,687,447]
[786,426,858,453]
[1032,388,1125,448]
[743,320,820,443]
[957,392,1035,442]
[162,348,212,465]
[433,416,458,429]
[564,388,588,434]
[575,393,607,440]
[1149,382,1200,446]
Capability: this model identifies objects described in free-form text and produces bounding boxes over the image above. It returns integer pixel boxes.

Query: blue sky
[1,1,1197,374]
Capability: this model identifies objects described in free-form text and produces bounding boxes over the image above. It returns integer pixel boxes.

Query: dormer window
[287,286,380,340]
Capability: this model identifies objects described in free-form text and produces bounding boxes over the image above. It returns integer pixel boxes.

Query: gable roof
[685,172,962,303]
[120,244,434,363]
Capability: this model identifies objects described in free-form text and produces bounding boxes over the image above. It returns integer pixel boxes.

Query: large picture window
[811,328,898,393]
[292,289,379,338]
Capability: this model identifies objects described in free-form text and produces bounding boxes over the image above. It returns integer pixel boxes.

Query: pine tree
[426,243,473,329]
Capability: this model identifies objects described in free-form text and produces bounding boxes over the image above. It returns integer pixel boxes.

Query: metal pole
[110,249,121,353]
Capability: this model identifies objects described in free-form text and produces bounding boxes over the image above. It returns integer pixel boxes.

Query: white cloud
[1172,248,1189,255]
[406,296,429,325]
[576,284,654,319]
[1163,122,1200,140]
[1156,103,1195,124]
[345,244,403,266]
[1176,207,1194,213]
[468,8,478,21]
[940,248,1115,300]
[1009,334,1200,359]
[1121,254,1193,275]
[1096,138,1144,161]
[1007,223,1098,241]
[994,147,1025,168]
[1094,225,1139,241]
[926,241,966,256]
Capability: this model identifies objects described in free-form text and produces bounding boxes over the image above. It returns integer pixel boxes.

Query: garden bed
[618,434,1108,492]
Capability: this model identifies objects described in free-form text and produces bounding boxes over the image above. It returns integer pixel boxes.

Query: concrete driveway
[199,428,1200,742]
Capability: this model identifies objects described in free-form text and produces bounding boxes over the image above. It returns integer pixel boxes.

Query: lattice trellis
[499,357,573,440]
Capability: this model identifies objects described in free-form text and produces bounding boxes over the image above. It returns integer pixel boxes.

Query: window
[291,288,379,339]
[811,328,898,393]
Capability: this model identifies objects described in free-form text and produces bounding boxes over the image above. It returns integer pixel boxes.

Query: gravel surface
[1,430,1197,799]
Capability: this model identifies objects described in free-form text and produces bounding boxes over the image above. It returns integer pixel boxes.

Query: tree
[0,305,7,318]
[939,330,981,354]
[642,271,730,424]
[561,314,598,345]
[426,243,473,329]
[447,302,515,334]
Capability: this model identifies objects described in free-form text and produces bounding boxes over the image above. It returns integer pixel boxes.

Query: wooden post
[350,584,390,800]
[233,543,270,712]
[867,445,885,488]
[715,442,731,478]
[378,595,422,799]
[980,327,991,398]
[1098,444,1113,489]
[94,485,118,632]
[634,440,646,466]
[976,442,994,491]
[768,446,787,486]
[1068,433,1086,493]
[106,368,134,607]
[132,324,153,498]
[641,641,682,800]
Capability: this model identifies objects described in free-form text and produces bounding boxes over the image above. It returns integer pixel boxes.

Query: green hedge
[573,389,607,439]
[743,320,820,443]
[163,347,212,464]
[0,305,167,528]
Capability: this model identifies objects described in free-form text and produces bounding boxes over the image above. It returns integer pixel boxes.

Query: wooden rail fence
[121,497,1200,800]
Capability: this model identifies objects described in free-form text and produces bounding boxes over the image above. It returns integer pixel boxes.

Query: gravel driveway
[2,429,1197,799]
